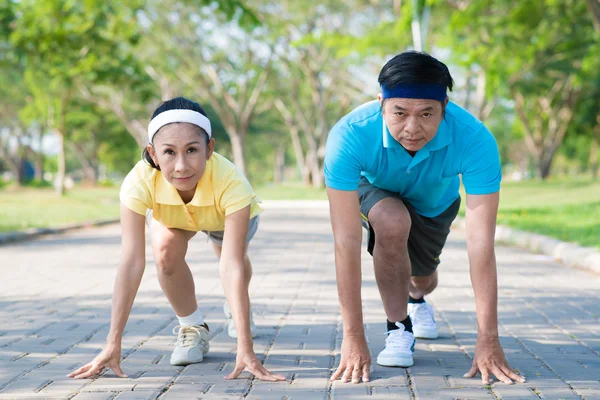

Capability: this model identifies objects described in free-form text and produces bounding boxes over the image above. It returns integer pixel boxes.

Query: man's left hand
[463,336,526,385]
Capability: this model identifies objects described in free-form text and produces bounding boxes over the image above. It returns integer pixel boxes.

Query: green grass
[459,178,600,248]
[0,187,120,232]
[256,183,327,200]
[256,179,599,248]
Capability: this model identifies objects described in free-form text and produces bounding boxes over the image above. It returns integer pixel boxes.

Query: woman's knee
[152,233,187,276]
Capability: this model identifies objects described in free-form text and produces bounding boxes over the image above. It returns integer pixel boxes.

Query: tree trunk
[8,162,21,187]
[411,0,430,51]
[289,126,306,178]
[274,99,306,182]
[70,143,98,185]
[588,0,600,31]
[229,134,247,176]
[538,155,553,180]
[79,159,98,186]
[311,161,324,188]
[274,144,284,184]
[463,70,473,111]
[55,130,66,196]
[34,154,44,181]
[34,128,44,181]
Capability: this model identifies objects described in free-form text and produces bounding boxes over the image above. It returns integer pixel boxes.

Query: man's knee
[410,272,438,293]
[369,199,412,249]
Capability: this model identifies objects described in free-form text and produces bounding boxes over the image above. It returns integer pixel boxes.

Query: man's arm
[327,187,371,383]
[464,192,525,384]
[327,188,364,335]
[465,192,500,338]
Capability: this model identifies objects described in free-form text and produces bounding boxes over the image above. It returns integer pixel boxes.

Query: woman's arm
[106,203,148,343]
[219,206,285,382]
[219,206,252,346]
[69,203,146,379]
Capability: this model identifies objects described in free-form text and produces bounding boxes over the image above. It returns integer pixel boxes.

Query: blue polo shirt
[324,100,501,217]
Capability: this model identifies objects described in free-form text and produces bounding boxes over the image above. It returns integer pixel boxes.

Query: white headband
[148,109,212,143]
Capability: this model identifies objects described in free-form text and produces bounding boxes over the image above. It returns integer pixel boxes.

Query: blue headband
[381,83,447,102]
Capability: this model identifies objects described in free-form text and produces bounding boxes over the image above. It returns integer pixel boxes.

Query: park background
[0,0,598,248]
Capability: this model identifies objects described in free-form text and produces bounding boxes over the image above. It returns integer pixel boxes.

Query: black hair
[143,97,210,170]
[378,51,454,118]
[378,51,454,92]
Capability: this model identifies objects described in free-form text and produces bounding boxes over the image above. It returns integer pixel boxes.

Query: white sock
[177,308,204,326]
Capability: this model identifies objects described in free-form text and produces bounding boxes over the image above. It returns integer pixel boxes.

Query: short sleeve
[324,122,363,190]
[218,169,254,216]
[120,168,152,215]
[460,125,502,195]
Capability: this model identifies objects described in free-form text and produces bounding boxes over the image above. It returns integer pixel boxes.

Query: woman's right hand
[67,344,127,379]
[225,345,286,382]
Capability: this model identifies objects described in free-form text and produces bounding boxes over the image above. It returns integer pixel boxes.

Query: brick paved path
[0,203,598,399]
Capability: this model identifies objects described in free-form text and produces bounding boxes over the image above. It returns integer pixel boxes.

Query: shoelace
[411,304,435,326]
[173,325,207,348]
[385,329,414,349]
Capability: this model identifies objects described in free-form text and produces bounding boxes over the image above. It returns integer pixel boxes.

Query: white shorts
[146,210,260,246]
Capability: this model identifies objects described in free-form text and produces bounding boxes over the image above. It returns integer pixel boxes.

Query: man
[324,51,526,385]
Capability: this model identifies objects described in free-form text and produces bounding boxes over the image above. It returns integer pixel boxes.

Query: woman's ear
[147,144,159,166]
[206,137,215,160]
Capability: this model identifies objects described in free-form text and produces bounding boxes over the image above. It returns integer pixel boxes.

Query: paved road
[0,203,599,399]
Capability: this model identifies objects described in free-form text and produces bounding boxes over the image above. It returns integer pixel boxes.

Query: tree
[138,1,271,175]
[436,0,596,179]
[81,0,263,175]
[9,0,143,194]
[270,0,379,187]
[0,0,29,185]
[589,0,600,30]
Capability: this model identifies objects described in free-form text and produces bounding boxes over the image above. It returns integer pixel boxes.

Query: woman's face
[147,122,215,194]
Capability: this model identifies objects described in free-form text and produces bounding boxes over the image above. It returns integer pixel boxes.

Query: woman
[68,97,285,382]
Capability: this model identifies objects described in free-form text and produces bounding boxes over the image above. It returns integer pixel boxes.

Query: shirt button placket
[186,206,195,226]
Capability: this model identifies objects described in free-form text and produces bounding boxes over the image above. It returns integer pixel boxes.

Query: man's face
[379,95,447,152]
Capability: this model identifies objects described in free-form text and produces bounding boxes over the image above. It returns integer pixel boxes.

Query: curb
[452,217,600,275]
[0,219,120,246]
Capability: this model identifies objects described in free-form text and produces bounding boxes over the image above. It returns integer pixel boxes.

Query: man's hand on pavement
[330,334,371,384]
[464,336,526,385]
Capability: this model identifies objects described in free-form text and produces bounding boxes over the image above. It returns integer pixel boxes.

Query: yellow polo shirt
[120,152,262,232]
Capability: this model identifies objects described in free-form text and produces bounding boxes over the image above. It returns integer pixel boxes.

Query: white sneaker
[408,302,438,339]
[376,322,415,367]
[223,302,257,339]
[170,324,210,366]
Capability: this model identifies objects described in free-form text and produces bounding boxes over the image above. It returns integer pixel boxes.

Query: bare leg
[368,198,412,322]
[150,220,198,317]
[409,271,438,299]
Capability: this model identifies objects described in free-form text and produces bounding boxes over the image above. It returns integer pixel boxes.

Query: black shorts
[358,177,460,277]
